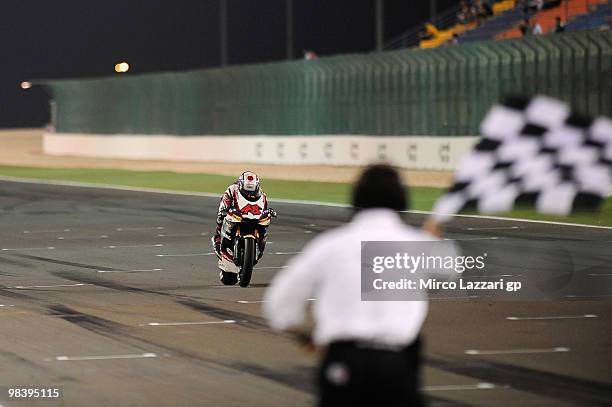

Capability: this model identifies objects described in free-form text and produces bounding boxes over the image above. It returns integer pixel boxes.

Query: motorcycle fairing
[234,191,266,219]
[218,253,239,274]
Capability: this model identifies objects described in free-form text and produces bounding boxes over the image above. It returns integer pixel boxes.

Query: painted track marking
[156,252,214,257]
[97,268,164,273]
[274,251,302,255]
[142,320,236,326]
[106,244,163,249]
[566,294,612,298]
[465,226,521,231]
[423,382,496,391]
[430,296,480,301]
[50,353,157,361]
[116,227,164,231]
[444,237,500,241]
[8,283,90,289]
[52,235,110,240]
[24,229,71,234]
[256,266,286,269]
[157,233,207,237]
[506,315,597,321]
[465,347,570,355]
[237,298,314,304]
[2,247,55,251]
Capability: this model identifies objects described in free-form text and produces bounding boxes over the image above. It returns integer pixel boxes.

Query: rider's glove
[267,209,277,218]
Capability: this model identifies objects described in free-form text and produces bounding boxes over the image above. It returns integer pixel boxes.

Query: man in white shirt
[264,165,441,406]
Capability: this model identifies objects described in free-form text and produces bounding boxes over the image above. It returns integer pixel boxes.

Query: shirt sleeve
[217,185,234,216]
[263,237,325,332]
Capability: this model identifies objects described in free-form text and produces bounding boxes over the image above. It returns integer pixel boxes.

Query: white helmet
[237,171,261,200]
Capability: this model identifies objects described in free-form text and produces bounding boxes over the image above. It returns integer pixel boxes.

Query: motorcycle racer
[213,171,271,260]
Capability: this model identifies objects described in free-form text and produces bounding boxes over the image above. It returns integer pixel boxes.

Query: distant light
[21,81,32,89]
[114,62,130,73]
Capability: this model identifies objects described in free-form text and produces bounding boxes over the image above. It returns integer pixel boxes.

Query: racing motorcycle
[214,192,276,287]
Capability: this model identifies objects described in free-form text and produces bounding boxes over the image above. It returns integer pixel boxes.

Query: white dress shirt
[264,208,437,346]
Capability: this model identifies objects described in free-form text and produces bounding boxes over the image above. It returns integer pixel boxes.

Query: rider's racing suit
[213,183,268,259]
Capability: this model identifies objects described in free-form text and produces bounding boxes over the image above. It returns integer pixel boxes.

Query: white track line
[97,268,164,273]
[588,273,612,277]
[274,251,302,255]
[141,320,236,326]
[53,235,110,240]
[1,247,55,251]
[237,298,314,304]
[444,237,500,241]
[106,244,163,249]
[8,283,90,289]
[465,347,570,355]
[157,233,208,237]
[0,304,15,307]
[23,229,71,234]
[506,315,597,321]
[156,252,214,257]
[405,209,612,230]
[423,383,496,392]
[430,297,479,301]
[465,226,521,231]
[116,227,164,231]
[51,352,157,361]
[2,176,609,230]
[566,294,612,298]
[256,266,286,269]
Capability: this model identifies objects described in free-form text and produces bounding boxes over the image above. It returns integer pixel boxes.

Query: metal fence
[43,30,612,136]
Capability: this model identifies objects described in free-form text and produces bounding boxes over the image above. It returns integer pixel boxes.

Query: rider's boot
[257,233,267,260]
[212,224,222,258]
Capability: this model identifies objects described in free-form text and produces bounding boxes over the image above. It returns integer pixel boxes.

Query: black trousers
[318,338,423,407]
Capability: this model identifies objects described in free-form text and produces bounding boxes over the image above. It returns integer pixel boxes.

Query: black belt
[330,338,419,353]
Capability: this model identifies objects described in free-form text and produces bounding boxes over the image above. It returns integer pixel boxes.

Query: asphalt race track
[0,180,611,407]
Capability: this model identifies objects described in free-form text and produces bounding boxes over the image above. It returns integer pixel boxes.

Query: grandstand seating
[565,2,611,30]
[496,0,609,39]
[419,0,516,48]
[458,5,525,43]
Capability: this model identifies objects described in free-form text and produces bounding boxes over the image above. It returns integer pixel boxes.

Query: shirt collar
[351,208,403,227]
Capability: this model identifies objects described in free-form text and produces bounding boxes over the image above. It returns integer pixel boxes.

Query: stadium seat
[419,0,517,48]
[496,0,609,40]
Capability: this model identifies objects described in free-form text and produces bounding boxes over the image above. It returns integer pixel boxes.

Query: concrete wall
[44,133,478,171]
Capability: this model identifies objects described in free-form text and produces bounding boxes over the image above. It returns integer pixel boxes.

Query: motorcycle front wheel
[238,238,256,287]
[220,271,238,285]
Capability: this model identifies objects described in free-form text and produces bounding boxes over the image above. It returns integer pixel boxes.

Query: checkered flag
[432,95,612,223]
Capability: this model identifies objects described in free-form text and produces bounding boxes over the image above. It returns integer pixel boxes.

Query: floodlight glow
[114,62,130,73]
[20,81,32,89]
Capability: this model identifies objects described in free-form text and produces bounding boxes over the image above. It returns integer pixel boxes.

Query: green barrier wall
[44,30,612,136]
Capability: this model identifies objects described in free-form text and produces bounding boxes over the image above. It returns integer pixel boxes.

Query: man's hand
[289,330,317,354]
[422,218,443,238]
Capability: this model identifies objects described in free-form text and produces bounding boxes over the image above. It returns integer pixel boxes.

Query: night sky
[1,0,457,128]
